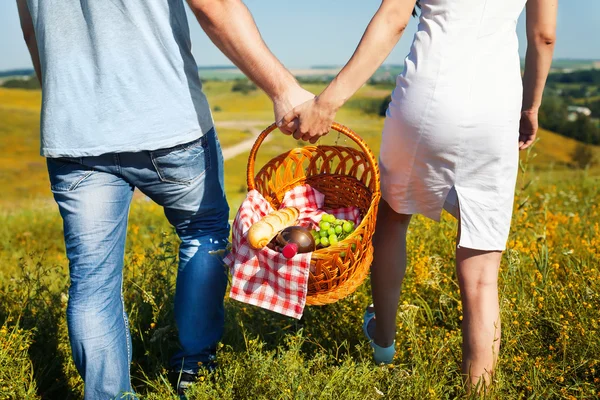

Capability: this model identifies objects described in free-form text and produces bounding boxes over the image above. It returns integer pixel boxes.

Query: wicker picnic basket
[247,122,381,306]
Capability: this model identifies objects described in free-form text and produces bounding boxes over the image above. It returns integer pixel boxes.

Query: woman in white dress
[281,0,557,387]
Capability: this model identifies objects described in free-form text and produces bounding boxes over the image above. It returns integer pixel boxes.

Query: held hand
[519,110,538,150]
[273,86,315,135]
[279,96,339,143]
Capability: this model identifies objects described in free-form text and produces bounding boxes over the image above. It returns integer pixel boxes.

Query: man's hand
[279,96,340,143]
[519,110,539,150]
[275,0,415,143]
[274,86,315,135]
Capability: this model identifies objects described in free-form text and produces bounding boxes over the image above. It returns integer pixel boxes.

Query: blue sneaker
[363,305,396,365]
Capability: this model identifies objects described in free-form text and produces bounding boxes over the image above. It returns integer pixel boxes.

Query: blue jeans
[47,129,229,399]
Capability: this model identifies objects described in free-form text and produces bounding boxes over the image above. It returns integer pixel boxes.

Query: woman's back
[382,0,531,250]
[395,0,528,125]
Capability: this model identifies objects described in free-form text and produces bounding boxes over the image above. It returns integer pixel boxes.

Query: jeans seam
[114,154,122,175]
[120,278,131,390]
[152,133,208,156]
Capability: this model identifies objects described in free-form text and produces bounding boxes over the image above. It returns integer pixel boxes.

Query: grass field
[1,86,599,399]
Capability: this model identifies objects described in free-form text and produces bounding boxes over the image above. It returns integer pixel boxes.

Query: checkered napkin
[224,184,360,319]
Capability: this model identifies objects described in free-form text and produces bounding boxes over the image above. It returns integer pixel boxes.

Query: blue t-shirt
[26,0,214,157]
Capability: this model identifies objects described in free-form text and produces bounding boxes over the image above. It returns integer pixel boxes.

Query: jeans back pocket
[47,157,94,192]
[150,134,211,185]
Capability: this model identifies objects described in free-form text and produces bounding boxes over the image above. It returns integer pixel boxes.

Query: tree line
[540,69,600,146]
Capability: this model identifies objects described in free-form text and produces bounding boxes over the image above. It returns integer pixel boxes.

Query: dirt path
[215,120,275,161]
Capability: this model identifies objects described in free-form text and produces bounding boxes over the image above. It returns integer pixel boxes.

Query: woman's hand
[276,0,415,143]
[273,86,316,135]
[520,0,556,150]
[278,96,340,143]
[519,109,539,150]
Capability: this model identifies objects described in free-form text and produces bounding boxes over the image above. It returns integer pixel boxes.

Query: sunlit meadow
[0,84,599,399]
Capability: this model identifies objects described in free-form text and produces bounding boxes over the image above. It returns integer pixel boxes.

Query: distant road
[216,120,273,161]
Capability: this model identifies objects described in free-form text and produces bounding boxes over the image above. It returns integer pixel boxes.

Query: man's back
[26,0,213,157]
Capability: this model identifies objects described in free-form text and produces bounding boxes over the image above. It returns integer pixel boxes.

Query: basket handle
[246,122,379,191]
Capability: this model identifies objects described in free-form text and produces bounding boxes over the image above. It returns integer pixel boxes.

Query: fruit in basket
[310,213,357,248]
[272,226,316,258]
[342,221,353,233]
[247,207,299,249]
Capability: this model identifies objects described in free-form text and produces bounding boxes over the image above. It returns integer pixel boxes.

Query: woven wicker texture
[247,123,381,305]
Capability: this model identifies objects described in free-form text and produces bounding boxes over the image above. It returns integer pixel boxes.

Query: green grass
[2,172,599,399]
[1,86,600,399]
[213,127,254,149]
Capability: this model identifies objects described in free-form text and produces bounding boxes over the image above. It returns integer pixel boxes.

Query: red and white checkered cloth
[224,184,360,319]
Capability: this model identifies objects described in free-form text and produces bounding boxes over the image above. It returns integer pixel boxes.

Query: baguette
[247,207,300,249]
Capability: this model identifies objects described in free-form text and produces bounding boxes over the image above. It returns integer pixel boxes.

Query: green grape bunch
[310,213,356,249]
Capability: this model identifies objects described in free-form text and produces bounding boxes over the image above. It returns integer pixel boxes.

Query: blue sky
[0,0,599,71]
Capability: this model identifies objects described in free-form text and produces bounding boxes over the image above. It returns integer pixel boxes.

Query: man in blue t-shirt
[17,0,312,398]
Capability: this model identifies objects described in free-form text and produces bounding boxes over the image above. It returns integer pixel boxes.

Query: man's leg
[48,157,135,399]
[125,129,229,378]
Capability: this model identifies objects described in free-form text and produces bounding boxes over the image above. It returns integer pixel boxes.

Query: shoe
[169,371,199,396]
[363,304,396,365]
[169,358,217,396]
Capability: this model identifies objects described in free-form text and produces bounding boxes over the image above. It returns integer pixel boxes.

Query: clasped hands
[273,85,340,144]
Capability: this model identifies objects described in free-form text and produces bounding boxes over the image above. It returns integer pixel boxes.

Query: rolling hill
[0,85,598,212]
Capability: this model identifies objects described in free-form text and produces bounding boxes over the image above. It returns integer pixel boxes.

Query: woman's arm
[519,0,558,150]
[280,0,417,142]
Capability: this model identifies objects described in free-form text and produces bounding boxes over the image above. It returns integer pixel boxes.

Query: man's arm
[187,0,313,126]
[16,0,42,85]
[519,0,558,149]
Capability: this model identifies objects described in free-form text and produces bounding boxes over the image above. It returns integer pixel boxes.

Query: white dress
[380,0,527,250]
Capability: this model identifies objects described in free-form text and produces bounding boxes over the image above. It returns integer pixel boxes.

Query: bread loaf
[247,207,299,249]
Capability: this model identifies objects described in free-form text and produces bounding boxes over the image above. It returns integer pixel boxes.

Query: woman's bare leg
[369,200,412,347]
[456,247,502,388]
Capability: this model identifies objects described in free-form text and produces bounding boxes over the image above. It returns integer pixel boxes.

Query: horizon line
[1,57,599,75]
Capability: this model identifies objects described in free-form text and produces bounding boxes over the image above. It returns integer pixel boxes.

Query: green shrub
[571,143,596,169]
[231,80,257,95]
[1,76,40,90]
[345,95,392,117]
[0,322,38,399]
